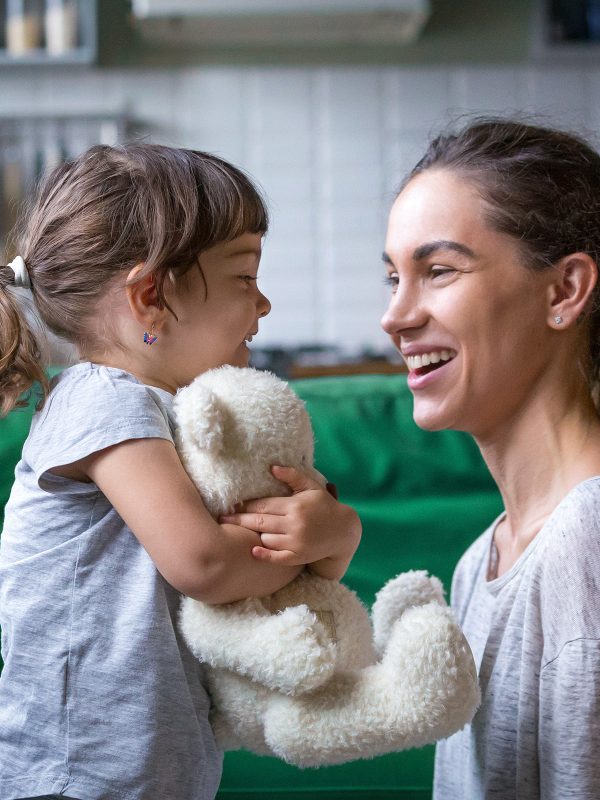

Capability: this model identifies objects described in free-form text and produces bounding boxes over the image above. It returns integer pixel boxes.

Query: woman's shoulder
[536,477,600,644]
[544,476,600,555]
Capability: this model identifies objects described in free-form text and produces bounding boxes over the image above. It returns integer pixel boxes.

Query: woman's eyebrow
[412,240,476,261]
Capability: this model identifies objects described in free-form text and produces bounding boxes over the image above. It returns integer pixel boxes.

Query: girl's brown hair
[402,117,600,398]
[0,144,269,416]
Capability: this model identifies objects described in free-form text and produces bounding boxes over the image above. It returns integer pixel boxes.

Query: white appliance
[131,0,431,45]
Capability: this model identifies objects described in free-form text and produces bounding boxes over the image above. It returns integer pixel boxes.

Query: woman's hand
[219,465,362,581]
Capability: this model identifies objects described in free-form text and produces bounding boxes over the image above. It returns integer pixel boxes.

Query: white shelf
[0,0,97,67]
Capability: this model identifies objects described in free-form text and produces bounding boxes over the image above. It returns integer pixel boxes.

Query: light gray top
[0,363,222,800]
[433,476,600,800]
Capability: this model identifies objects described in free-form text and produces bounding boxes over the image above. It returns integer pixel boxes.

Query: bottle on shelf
[5,0,44,56]
[45,0,78,56]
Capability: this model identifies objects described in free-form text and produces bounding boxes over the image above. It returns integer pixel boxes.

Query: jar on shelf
[45,0,78,55]
[5,0,44,56]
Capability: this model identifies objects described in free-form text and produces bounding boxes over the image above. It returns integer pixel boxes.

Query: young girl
[0,144,361,800]
[381,118,600,799]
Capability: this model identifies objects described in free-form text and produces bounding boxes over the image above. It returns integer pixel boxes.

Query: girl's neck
[81,350,178,395]
[477,379,600,564]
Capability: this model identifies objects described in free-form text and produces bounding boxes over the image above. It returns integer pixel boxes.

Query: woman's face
[381,168,556,438]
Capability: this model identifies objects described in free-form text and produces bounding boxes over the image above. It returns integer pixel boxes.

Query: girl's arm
[82,437,303,604]
[219,465,362,581]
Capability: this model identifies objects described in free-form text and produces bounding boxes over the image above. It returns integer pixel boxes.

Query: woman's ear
[125,264,167,331]
[546,253,598,329]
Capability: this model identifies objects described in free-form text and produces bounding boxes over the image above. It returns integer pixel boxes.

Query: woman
[380,119,600,799]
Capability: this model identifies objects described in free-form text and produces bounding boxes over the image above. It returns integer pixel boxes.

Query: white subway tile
[383,67,452,132]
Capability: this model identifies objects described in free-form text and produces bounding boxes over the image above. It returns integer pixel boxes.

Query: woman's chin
[412,402,455,432]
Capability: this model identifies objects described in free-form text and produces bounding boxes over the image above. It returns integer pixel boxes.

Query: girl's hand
[219,465,362,581]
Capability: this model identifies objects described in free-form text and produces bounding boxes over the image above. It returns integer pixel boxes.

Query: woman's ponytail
[0,265,48,416]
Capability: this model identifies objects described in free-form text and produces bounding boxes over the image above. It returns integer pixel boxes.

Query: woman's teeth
[405,350,455,371]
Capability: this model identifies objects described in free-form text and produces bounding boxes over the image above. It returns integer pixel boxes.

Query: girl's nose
[258,290,271,318]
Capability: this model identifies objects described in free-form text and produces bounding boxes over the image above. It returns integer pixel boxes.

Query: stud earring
[554,315,564,325]
[143,323,158,345]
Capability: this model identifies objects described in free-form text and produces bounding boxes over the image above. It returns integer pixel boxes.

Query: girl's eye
[383,273,399,291]
[240,275,257,284]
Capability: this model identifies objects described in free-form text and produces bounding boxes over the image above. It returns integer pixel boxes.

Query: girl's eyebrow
[226,247,262,259]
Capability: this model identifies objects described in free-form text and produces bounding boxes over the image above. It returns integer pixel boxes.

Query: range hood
[131,0,431,46]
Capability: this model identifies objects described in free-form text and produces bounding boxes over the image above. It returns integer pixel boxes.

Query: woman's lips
[406,355,455,390]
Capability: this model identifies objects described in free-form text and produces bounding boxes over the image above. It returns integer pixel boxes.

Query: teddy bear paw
[371,570,446,654]
[258,604,338,695]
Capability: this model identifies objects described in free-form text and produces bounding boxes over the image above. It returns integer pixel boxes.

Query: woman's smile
[403,349,458,390]
[381,169,555,437]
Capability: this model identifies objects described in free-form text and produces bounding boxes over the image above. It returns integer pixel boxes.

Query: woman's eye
[240,275,257,284]
[431,266,456,279]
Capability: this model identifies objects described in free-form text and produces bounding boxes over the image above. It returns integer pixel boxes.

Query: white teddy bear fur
[174,365,480,767]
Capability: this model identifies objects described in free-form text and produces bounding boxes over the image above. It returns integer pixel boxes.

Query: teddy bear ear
[173,383,225,454]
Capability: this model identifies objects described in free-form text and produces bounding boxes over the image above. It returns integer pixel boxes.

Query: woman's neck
[477,380,600,574]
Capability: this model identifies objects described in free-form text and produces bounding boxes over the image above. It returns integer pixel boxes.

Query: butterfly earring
[143,322,158,345]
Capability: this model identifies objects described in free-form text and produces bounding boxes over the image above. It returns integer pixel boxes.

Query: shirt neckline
[484,475,600,592]
[70,361,176,404]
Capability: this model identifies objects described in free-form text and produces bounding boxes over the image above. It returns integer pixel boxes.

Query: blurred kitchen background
[1,0,599,376]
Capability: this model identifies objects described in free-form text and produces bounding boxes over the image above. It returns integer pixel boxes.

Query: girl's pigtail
[0,266,48,416]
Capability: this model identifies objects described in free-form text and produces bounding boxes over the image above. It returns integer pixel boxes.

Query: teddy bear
[173,365,480,768]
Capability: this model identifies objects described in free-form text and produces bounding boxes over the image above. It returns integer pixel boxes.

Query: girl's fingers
[256,531,292,551]
[251,545,299,563]
[219,512,285,534]
[242,497,290,515]
[271,465,324,494]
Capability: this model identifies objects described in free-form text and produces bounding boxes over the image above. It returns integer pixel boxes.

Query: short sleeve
[539,638,600,799]
[23,364,175,493]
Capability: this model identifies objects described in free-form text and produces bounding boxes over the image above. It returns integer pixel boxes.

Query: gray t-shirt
[434,476,600,800]
[0,363,222,800]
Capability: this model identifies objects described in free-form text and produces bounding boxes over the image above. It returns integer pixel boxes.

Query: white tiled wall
[0,63,596,352]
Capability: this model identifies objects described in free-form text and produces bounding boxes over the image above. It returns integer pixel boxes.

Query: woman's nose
[380,284,425,336]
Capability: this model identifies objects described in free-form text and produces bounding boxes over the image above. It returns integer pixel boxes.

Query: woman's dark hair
[0,143,269,415]
[403,117,600,397]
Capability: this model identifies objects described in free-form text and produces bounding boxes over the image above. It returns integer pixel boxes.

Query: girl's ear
[125,264,167,330]
[547,253,598,329]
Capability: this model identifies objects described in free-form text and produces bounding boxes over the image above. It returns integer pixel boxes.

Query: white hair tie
[8,256,31,289]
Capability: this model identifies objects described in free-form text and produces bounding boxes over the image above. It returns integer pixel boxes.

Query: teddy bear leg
[371,570,446,655]
[262,602,479,768]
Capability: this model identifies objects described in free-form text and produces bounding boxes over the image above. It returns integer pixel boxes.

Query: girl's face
[166,232,271,386]
[381,169,556,439]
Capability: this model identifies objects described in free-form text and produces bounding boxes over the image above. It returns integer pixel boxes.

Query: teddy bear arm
[180,596,338,694]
